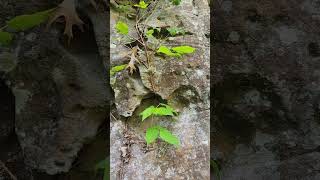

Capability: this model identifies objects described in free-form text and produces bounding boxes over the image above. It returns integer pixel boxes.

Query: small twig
[111,113,118,121]
[135,22,151,67]
[0,160,17,180]
[127,34,144,45]
[135,9,151,68]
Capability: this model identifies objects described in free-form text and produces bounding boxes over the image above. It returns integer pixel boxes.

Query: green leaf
[157,45,180,57]
[159,103,178,115]
[7,8,54,31]
[170,0,182,5]
[140,104,177,121]
[116,21,129,35]
[157,45,195,57]
[145,126,159,144]
[146,29,154,37]
[0,31,13,46]
[172,46,195,54]
[166,27,185,36]
[140,106,155,121]
[110,64,126,76]
[134,1,149,9]
[154,107,174,116]
[159,127,180,146]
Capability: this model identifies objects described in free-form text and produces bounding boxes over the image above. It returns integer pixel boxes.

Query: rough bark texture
[213,0,320,179]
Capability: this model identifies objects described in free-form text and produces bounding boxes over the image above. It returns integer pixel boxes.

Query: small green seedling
[134,1,149,9]
[110,64,127,76]
[166,27,186,36]
[146,29,154,38]
[115,21,129,35]
[157,46,181,57]
[140,103,178,121]
[140,104,180,147]
[145,125,180,146]
[157,45,195,57]
[112,0,197,150]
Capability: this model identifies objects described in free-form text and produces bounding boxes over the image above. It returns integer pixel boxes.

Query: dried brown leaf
[47,0,84,40]
[126,46,140,74]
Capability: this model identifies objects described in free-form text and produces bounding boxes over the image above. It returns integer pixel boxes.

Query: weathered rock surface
[0,0,109,175]
[213,0,320,179]
[110,0,210,179]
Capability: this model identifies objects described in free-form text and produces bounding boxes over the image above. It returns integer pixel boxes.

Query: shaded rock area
[0,0,109,179]
[212,0,320,179]
[110,0,210,179]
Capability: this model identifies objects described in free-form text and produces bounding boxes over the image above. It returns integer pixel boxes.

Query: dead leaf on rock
[126,46,141,74]
[47,0,84,40]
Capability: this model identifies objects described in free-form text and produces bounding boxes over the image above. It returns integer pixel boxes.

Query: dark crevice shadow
[0,78,33,180]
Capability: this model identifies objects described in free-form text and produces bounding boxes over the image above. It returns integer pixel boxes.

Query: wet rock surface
[213,0,320,179]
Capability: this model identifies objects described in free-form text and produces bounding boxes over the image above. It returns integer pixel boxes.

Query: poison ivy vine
[140,104,180,146]
[112,0,195,147]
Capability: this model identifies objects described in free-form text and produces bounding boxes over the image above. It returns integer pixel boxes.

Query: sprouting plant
[140,103,178,121]
[166,27,186,36]
[157,45,196,57]
[157,46,181,57]
[110,64,127,76]
[146,29,155,38]
[145,125,180,146]
[140,104,180,147]
[115,21,129,35]
[113,0,192,70]
[112,0,195,150]
[134,1,149,9]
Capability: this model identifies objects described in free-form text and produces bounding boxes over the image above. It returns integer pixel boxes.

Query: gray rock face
[213,0,320,179]
[110,0,210,179]
[10,30,108,174]
[0,1,109,175]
